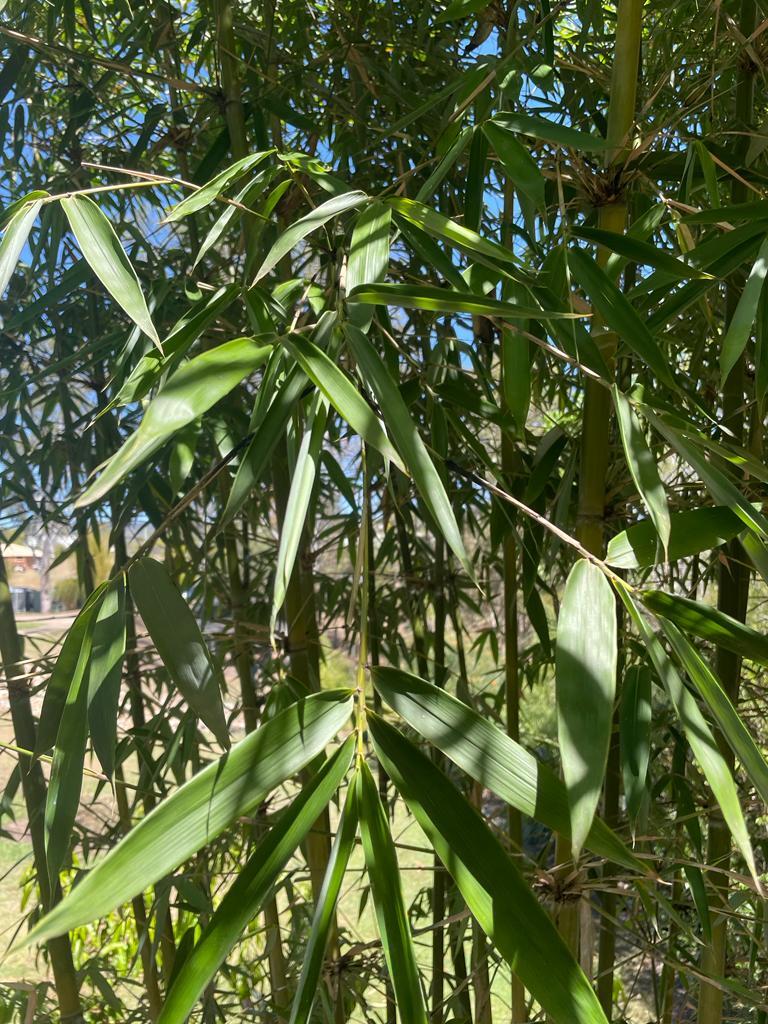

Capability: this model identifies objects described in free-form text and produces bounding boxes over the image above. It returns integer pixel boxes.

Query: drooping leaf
[254,190,368,283]
[26,690,354,945]
[345,323,473,580]
[61,194,160,348]
[483,120,546,211]
[606,506,743,569]
[129,557,229,747]
[372,666,646,873]
[620,665,652,829]
[369,714,610,1024]
[87,575,126,778]
[612,387,671,556]
[345,200,392,330]
[720,234,768,384]
[282,330,404,470]
[347,282,579,320]
[642,588,768,667]
[491,111,610,152]
[76,336,272,507]
[0,197,43,298]
[556,559,617,857]
[157,737,354,1024]
[163,150,273,222]
[620,591,758,884]
[574,226,711,280]
[357,760,429,1024]
[289,779,359,1024]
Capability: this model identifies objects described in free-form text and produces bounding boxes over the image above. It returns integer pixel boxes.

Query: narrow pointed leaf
[556,559,617,857]
[369,714,610,1024]
[158,737,354,1024]
[289,779,359,1024]
[26,690,353,945]
[254,191,368,283]
[574,226,711,280]
[620,666,652,828]
[371,666,647,873]
[346,201,392,330]
[87,575,126,778]
[282,331,404,471]
[606,506,743,569]
[163,150,272,222]
[77,336,272,507]
[492,111,610,152]
[483,120,545,210]
[345,323,473,579]
[358,760,429,1024]
[129,557,228,747]
[613,387,671,556]
[61,194,160,348]
[347,283,579,320]
[0,198,43,298]
[720,234,768,384]
[642,588,768,667]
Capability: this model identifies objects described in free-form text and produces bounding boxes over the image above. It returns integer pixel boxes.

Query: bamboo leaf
[61,194,160,348]
[574,226,711,280]
[568,248,674,386]
[720,234,768,384]
[642,588,768,667]
[87,575,126,778]
[483,120,546,211]
[0,197,43,298]
[369,714,610,1024]
[26,690,354,945]
[129,557,229,747]
[345,200,392,330]
[606,506,743,569]
[158,737,354,1024]
[612,387,671,556]
[620,666,652,829]
[347,282,580,320]
[282,331,405,471]
[163,150,273,222]
[358,760,429,1024]
[344,323,473,580]
[660,621,768,806]
[556,559,617,857]
[253,191,368,283]
[289,778,358,1024]
[491,111,610,152]
[620,591,758,884]
[76,336,272,507]
[372,666,647,873]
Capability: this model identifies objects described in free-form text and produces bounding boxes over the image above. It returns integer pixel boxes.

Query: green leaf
[282,331,404,471]
[620,666,652,830]
[272,393,328,635]
[344,323,473,580]
[492,111,610,152]
[720,234,768,384]
[129,557,229,747]
[369,714,610,1024]
[346,200,392,330]
[606,507,743,569]
[620,591,758,884]
[347,283,579,320]
[163,150,273,222]
[254,190,368,283]
[61,194,160,348]
[45,605,98,885]
[483,120,546,211]
[660,622,768,806]
[574,226,711,280]
[371,667,646,873]
[26,690,353,946]
[435,0,490,23]
[0,197,43,298]
[682,201,768,224]
[157,737,354,1024]
[556,559,617,857]
[357,760,429,1024]
[87,575,126,778]
[568,248,674,386]
[76,336,272,507]
[289,779,358,1024]
[642,588,768,667]
[612,388,671,556]
[36,584,108,754]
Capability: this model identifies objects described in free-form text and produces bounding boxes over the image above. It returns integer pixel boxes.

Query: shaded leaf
[606,507,743,569]
[620,665,652,829]
[87,575,126,778]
